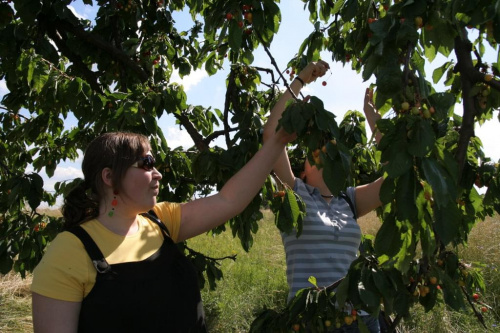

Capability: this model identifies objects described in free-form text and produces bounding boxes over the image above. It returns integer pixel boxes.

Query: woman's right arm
[32,293,81,333]
[262,61,330,188]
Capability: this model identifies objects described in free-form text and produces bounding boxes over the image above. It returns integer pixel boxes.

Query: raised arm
[355,88,383,217]
[176,121,296,241]
[262,60,330,188]
[363,88,382,144]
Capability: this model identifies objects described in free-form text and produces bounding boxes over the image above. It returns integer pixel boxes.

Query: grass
[0,272,32,332]
[190,210,289,332]
[1,210,499,332]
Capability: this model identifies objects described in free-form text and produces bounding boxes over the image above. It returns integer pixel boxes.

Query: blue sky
[1,1,499,201]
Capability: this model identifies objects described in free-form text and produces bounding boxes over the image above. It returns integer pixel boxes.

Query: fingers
[298,60,330,84]
[312,60,330,78]
[364,87,374,105]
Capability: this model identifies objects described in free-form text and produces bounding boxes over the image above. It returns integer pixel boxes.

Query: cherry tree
[0,0,498,331]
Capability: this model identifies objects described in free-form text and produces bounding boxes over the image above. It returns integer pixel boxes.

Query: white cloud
[476,120,500,162]
[0,79,7,96]
[170,69,208,92]
[29,164,84,209]
[27,165,84,193]
[165,126,194,148]
[67,5,86,20]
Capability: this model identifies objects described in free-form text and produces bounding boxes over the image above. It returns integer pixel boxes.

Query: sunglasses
[131,155,156,171]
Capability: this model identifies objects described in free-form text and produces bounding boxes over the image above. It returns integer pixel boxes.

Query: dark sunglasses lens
[137,156,155,170]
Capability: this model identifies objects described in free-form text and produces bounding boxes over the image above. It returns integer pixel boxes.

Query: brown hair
[62,132,151,228]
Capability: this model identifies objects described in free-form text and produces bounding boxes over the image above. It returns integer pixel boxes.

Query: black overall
[67,212,207,333]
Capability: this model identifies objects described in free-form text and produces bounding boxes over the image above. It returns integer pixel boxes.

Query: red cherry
[226,13,233,20]
[322,81,327,86]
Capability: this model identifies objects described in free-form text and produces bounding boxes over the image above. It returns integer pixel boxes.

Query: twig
[254,30,299,101]
[461,285,488,329]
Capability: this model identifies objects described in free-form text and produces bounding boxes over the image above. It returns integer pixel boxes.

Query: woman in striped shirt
[263,61,384,332]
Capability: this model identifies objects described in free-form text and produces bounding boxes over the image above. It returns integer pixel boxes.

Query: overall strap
[141,210,171,237]
[67,226,111,274]
[339,191,357,220]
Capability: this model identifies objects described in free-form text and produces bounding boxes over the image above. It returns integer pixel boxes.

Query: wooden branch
[185,245,237,263]
[453,33,478,180]
[40,16,103,93]
[223,69,238,148]
[255,30,299,101]
[52,18,150,83]
[204,127,238,145]
[461,285,488,329]
[173,110,209,152]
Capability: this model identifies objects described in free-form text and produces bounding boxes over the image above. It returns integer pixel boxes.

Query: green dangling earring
[108,190,119,217]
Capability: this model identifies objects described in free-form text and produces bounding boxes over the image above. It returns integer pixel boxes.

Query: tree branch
[52,17,151,83]
[173,109,209,152]
[223,69,238,148]
[204,127,238,145]
[40,15,103,93]
[255,30,299,101]
[454,33,479,180]
[461,285,488,329]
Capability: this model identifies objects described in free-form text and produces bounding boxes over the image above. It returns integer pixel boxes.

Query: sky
[1,1,499,204]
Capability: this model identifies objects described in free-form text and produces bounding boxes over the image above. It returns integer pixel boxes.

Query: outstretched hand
[297,60,330,84]
[363,88,375,115]
[362,87,382,144]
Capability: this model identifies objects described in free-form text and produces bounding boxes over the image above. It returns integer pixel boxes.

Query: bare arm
[355,88,384,217]
[354,177,384,218]
[176,125,296,241]
[32,293,81,333]
[363,88,382,144]
[262,60,330,188]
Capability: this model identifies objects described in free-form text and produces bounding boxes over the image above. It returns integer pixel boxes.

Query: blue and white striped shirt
[282,178,361,302]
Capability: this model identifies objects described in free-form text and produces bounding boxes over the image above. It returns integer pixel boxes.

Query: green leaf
[440,270,466,311]
[434,199,461,246]
[420,158,457,208]
[323,152,348,195]
[0,253,14,275]
[395,170,418,222]
[27,173,44,209]
[308,275,318,288]
[432,61,453,84]
[407,118,436,157]
[228,20,243,51]
[381,139,413,178]
[14,0,42,25]
[374,214,402,257]
[335,275,349,307]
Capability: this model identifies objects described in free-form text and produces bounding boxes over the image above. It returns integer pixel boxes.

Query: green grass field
[1,210,499,332]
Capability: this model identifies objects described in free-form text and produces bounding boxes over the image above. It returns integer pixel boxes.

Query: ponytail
[62,180,99,229]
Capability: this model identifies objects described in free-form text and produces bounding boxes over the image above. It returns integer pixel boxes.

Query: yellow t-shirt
[30,202,181,302]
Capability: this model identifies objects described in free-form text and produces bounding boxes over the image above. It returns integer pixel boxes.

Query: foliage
[1,0,500,331]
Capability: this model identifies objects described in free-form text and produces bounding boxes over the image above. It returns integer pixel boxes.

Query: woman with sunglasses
[31,126,295,332]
